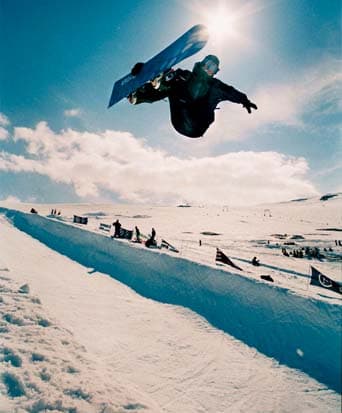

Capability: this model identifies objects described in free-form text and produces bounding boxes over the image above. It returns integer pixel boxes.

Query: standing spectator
[135,226,141,243]
[146,227,157,248]
[112,219,121,238]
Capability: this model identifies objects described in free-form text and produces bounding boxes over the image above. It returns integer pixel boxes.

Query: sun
[206,7,238,42]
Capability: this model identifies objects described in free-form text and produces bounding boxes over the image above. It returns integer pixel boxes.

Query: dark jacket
[133,63,250,138]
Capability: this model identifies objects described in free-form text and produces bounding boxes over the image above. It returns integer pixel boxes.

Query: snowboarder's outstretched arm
[215,79,257,113]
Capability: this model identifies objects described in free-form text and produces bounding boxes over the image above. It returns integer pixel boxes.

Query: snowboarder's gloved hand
[131,62,144,76]
[243,100,257,114]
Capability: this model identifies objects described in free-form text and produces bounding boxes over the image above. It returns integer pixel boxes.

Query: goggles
[203,60,219,75]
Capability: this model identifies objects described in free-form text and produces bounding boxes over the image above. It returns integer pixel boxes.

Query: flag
[161,239,179,253]
[310,266,342,294]
[215,248,242,271]
[119,227,133,240]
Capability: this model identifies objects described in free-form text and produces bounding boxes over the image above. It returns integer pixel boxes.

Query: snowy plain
[0,194,341,412]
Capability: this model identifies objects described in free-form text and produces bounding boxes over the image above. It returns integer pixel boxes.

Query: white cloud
[0,195,22,203]
[0,113,10,127]
[0,114,10,140]
[0,127,9,140]
[204,57,342,144]
[64,108,82,118]
[0,121,318,205]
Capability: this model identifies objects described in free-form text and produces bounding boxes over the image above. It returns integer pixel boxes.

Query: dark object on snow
[252,257,260,266]
[30,208,38,214]
[201,231,222,236]
[18,284,30,294]
[73,215,88,225]
[112,219,121,238]
[216,248,242,271]
[146,227,157,248]
[320,193,338,201]
[99,223,111,232]
[310,266,342,294]
[260,275,274,282]
[161,239,179,253]
[112,226,133,240]
[282,248,289,257]
[135,226,141,243]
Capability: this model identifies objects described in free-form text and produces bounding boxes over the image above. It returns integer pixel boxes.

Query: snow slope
[0,197,341,412]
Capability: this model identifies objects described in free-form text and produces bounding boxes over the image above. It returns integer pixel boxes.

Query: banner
[310,266,342,294]
[215,248,242,271]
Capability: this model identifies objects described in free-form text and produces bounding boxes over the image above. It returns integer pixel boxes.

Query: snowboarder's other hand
[243,100,257,114]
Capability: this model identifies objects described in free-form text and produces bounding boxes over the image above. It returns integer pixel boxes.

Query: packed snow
[0,194,341,412]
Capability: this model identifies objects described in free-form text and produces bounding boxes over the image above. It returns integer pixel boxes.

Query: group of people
[111,219,157,248]
[281,246,332,260]
[50,208,61,216]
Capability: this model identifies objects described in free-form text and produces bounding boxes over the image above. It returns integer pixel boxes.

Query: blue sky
[0,0,341,205]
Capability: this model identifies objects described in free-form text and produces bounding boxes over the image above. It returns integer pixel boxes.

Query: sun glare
[205,7,238,43]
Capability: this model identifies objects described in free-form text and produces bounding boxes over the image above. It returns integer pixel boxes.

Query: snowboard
[108,24,208,108]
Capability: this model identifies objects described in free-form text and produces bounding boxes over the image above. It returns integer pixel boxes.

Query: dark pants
[168,95,215,138]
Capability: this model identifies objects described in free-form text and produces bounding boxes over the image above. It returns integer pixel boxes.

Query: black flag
[310,266,342,294]
[215,248,242,271]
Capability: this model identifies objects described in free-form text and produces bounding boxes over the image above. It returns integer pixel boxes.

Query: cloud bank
[205,58,342,143]
[0,121,318,205]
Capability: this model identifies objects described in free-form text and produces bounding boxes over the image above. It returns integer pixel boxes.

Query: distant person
[112,219,122,238]
[135,226,141,243]
[146,227,157,248]
[252,257,260,266]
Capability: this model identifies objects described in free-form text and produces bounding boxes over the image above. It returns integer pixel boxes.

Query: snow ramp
[3,209,341,392]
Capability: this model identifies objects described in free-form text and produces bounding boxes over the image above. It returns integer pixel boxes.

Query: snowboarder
[128,55,257,138]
